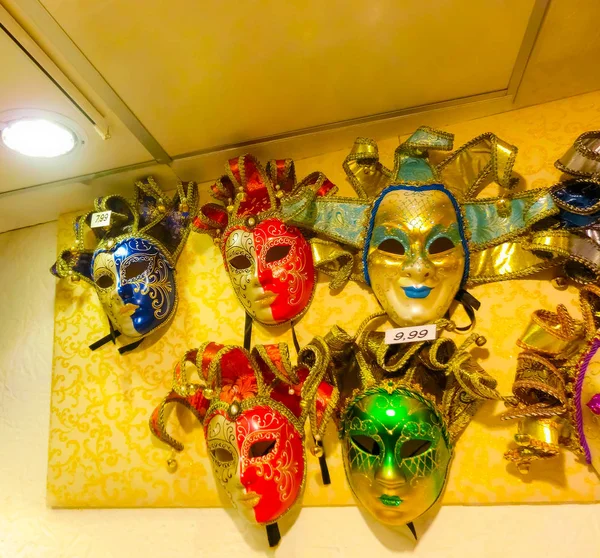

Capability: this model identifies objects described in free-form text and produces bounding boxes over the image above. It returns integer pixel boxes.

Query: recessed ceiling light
[1,118,77,158]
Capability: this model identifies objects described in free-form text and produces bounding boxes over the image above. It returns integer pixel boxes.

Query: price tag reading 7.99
[384,324,437,345]
[90,210,112,228]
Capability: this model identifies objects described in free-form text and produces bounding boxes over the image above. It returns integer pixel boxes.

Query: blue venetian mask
[92,236,177,338]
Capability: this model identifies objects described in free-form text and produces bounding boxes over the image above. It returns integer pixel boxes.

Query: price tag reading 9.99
[90,210,112,228]
[384,324,437,345]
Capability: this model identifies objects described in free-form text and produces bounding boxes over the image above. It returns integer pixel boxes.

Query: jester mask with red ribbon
[193,155,336,326]
[149,339,338,544]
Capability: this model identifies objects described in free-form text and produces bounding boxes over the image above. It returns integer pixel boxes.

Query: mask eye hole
[399,439,432,459]
[351,435,381,456]
[124,260,150,280]
[210,447,235,463]
[95,274,114,289]
[265,244,291,264]
[428,237,455,255]
[249,439,276,458]
[377,238,405,256]
[229,255,252,270]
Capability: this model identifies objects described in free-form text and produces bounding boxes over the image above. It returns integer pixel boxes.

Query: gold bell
[276,191,284,199]
[496,198,511,218]
[203,388,215,399]
[179,199,189,213]
[106,239,115,249]
[552,276,568,290]
[166,458,178,473]
[226,204,234,213]
[475,335,487,347]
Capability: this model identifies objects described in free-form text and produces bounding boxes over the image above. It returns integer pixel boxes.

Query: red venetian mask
[222,218,315,325]
[193,155,335,325]
[149,340,338,545]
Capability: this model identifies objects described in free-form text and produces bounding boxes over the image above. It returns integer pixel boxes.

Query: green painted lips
[379,494,402,507]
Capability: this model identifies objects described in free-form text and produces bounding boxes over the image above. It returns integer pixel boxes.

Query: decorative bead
[179,199,189,213]
[496,198,511,218]
[247,217,256,227]
[228,402,241,418]
[288,387,295,395]
[475,336,487,347]
[275,184,281,190]
[167,458,178,473]
[226,205,234,213]
[587,393,600,415]
[314,434,321,442]
[312,445,324,458]
[203,388,215,399]
[552,276,568,290]
[106,239,115,248]
[275,191,284,199]
[157,199,166,212]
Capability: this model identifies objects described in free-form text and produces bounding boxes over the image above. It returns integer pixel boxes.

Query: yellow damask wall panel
[48,90,600,508]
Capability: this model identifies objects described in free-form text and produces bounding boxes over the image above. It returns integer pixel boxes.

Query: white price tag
[90,210,112,228]
[384,324,437,345]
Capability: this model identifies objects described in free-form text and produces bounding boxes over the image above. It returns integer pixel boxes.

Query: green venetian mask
[341,387,452,526]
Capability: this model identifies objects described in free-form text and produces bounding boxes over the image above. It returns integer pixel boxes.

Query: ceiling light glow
[1,118,77,158]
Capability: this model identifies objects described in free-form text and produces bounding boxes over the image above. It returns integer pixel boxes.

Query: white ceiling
[1,0,600,232]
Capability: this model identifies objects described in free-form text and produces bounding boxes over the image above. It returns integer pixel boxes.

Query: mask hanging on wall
[321,316,501,535]
[51,178,198,353]
[149,338,338,547]
[282,127,599,328]
[503,284,600,476]
[535,131,600,283]
[193,155,336,330]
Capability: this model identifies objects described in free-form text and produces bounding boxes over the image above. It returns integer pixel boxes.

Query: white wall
[1,221,599,558]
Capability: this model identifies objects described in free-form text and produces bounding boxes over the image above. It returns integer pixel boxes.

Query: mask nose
[374,452,406,487]
[117,283,134,301]
[249,261,263,290]
[402,252,435,283]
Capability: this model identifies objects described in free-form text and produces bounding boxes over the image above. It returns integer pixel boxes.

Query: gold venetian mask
[366,185,467,326]
[341,387,452,526]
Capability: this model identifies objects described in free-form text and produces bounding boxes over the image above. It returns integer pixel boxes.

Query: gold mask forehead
[372,188,460,244]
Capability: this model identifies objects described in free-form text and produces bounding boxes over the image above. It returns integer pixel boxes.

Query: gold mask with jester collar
[322,317,502,530]
[281,127,597,327]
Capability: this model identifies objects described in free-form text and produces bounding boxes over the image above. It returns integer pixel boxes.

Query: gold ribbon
[436,132,519,202]
[502,287,600,472]
[310,238,363,290]
[525,230,600,283]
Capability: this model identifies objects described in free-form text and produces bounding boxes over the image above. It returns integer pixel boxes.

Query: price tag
[90,210,112,228]
[384,324,437,345]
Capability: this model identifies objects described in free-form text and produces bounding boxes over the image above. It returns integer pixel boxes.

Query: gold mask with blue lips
[365,185,468,326]
[280,128,576,327]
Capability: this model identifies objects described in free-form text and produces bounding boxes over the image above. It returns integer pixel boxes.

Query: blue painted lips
[402,286,432,299]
